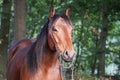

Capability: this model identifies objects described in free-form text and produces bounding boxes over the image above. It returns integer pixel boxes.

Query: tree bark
[91,53,97,76]
[14,0,26,42]
[0,0,12,77]
[99,0,108,78]
[91,35,99,76]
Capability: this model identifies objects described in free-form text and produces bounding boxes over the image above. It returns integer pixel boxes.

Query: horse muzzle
[63,50,75,62]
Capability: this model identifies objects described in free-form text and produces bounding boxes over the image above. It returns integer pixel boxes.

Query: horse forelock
[49,14,72,29]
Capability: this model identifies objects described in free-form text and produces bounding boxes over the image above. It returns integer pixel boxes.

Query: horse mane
[27,14,71,73]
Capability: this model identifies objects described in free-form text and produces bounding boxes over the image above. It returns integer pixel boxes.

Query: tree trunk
[14,0,26,42]
[99,0,108,78]
[0,0,12,77]
[91,54,97,76]
[91,36,99,76]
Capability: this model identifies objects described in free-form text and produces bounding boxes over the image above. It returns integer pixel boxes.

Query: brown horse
[7,7,75,80]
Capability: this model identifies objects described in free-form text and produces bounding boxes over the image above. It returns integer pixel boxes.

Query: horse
[7,7,75,80]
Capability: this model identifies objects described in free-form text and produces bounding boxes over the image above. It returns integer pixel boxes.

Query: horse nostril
[64,50,69,59]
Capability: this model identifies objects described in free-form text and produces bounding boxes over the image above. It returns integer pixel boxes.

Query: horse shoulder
[8,39,36,62]
[20,59,31,80]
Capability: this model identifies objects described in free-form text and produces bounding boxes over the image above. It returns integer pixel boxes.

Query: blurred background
[0,0,120,80]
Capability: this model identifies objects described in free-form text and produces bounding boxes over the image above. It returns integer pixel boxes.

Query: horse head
[48,7,75,62]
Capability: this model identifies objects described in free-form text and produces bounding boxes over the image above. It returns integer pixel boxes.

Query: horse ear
[65,8,71,18]
[49,7,55,19]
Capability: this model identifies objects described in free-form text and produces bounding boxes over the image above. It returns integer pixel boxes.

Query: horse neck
[34,21,60,70]
[41,48,60,69]
[34,37,59,68]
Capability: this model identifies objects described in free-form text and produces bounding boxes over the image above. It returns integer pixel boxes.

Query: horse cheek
[48,35,55,51]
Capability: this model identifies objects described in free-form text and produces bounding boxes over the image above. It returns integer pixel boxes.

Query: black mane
[27,14,71,72]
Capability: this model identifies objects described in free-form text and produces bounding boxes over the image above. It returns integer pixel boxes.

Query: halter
[58,55,74,80]
[56,46,74,80]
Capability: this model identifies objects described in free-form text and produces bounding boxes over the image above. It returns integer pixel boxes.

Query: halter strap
[58,55,64,80]
[57,51,74,80]
[55,43,74,80]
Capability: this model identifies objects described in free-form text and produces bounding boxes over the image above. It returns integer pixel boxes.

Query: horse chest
[33,67,60,80]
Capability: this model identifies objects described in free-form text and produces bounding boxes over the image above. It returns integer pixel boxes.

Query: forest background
[0,0,120,80]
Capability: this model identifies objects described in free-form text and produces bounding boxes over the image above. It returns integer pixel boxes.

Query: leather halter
[58,55,74,80]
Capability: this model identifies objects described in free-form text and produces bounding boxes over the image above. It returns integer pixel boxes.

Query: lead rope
[71,64,74,80]
[55,45,64,80]
[64,63,74,80]
[58,54,64,80]
[59,55,74,80]
[56,46,74,80]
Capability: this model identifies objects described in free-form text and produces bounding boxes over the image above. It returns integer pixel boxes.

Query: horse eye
[52,27,58,32]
